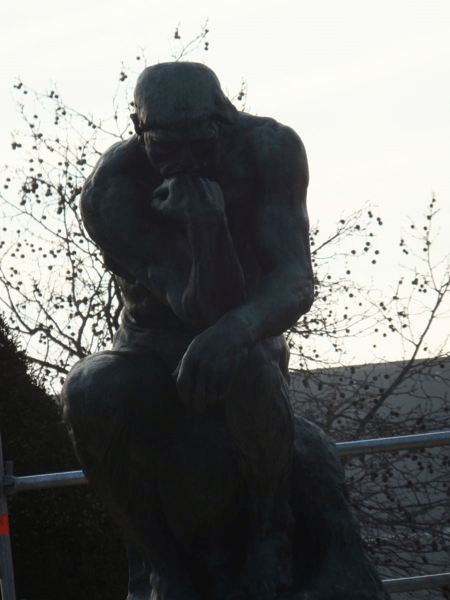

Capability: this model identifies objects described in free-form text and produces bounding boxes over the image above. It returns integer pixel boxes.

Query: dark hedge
[0,316,128,600]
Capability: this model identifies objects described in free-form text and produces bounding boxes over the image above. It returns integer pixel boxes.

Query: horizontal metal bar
[4,470,87,493]
[2,436,450,594]
[2,431,450,493]
[336,430,450,457]
[382,572,450,593]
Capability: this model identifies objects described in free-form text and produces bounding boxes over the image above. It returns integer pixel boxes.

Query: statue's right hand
[152,175,225,222]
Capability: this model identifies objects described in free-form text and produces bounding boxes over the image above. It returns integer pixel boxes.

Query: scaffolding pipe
[337,430,450,457]
[382,572,450,593]
[3,430,450,495]
[3,469,87,494]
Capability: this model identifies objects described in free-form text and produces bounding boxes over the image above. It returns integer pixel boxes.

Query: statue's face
[142,120,220,178]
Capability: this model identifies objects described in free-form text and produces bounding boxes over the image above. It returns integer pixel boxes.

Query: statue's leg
[125,534,151,600]
[224,336,294,600]
[288,417,391,600]
[61,350,199,600]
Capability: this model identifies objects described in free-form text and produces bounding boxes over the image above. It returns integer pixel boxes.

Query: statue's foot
[126,574,152,600]
[149,574,200,600]
[127,591,151,600]
[235,538,293,600]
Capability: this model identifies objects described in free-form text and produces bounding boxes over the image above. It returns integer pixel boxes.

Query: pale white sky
[2,0,449,223]
[1,0,450,361]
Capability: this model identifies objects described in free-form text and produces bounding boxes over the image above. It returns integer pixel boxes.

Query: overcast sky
[1,0,449,361]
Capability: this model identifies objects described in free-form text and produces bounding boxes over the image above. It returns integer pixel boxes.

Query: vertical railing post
[0,429,16,600]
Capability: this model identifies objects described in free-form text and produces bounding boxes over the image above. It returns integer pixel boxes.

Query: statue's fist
[152,175,225,222]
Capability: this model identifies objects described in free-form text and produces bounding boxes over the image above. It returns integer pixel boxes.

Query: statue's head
[131,62,236,177]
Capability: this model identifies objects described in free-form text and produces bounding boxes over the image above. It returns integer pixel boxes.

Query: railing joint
[0,475,15,495]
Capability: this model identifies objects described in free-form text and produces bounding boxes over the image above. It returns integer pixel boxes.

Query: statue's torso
[92,114,266,336]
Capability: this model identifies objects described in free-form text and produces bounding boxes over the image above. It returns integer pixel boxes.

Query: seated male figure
[62,62,314,600]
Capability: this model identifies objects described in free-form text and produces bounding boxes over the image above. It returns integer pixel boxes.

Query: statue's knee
[62,353,121,428]
[62,351,176,435]
[61,358,90,425]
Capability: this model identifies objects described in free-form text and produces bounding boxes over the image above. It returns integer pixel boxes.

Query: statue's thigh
[62,350,178,462]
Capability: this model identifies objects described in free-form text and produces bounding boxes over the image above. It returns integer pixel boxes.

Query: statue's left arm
[176,122,314,409]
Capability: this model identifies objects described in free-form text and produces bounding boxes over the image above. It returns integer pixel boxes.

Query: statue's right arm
[80,140,193,325]
[82,139,247,331]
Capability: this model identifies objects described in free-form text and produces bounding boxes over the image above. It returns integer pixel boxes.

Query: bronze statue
[62,62,389,600]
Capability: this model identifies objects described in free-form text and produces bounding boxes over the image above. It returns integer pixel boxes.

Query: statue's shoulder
[84,136,148,191]
[80,136,152,245]
[81,136,150,216]
[235,113,308,185]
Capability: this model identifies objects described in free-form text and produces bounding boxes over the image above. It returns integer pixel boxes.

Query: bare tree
[291,200,450,598]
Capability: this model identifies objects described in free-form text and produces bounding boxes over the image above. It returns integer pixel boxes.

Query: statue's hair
[133,62,236,130]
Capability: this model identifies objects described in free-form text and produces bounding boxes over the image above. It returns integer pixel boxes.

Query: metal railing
[1,430,450,599]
